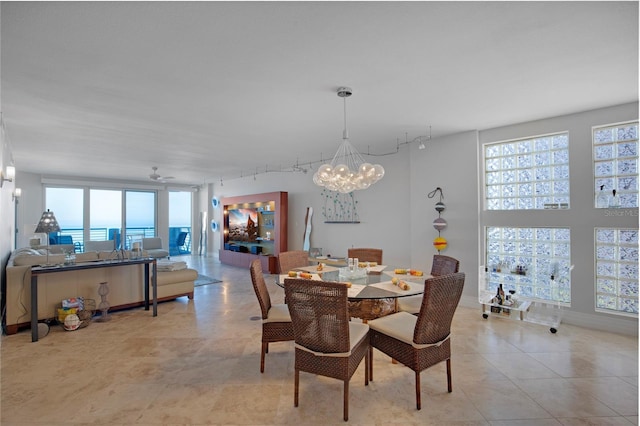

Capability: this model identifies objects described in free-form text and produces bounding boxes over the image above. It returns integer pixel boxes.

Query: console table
[30,258,158,342]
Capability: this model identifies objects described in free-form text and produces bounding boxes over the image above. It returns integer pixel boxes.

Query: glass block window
[593,121,639,208]
[485,226,571,304]
[484,132,570,210]
[595,228,639,316]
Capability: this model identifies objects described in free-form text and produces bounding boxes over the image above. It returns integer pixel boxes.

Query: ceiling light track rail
[212,126,432,185]
[211,88,432,186]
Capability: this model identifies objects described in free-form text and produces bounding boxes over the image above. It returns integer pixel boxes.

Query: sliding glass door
[90,189,122,248]
[44,187,84,250]
[45,186,157,252]
[169,191,192,256]
[125,190,156,249]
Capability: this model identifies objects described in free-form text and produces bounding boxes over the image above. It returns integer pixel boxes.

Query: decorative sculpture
[96,281,111,322]
[303,207,313,251]
[428,187,448,253]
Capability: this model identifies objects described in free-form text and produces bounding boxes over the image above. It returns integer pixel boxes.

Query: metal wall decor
[428,187,448,252]
[321,189,360,223]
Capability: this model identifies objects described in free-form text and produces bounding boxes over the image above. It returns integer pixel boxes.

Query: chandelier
[313,87,384,193]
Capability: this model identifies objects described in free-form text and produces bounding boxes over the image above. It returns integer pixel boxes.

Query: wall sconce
[12,187,21,202]
[1,165,15,187]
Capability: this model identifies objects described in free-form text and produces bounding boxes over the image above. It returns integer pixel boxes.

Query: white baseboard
[459,295,638,336]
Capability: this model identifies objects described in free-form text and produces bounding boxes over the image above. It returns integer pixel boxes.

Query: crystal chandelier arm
[330,93,366,169]
[331,140,366,170]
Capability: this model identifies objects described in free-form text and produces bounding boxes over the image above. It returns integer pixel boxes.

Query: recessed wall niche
[219,191,288,274]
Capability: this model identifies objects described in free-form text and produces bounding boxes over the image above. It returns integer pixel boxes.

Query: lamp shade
[34,210,61,234]
[6,166,15,180]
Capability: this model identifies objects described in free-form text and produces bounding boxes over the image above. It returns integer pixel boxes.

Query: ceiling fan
[149,166,175,182]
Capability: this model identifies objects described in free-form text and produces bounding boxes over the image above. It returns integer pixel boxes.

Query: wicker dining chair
[277,250,310,274]
[368,272,465,410]
[284,278,370,422]
[431,255,460,276]
[347,248,383,265]
[249,259,294,373]
[397,254,460,314]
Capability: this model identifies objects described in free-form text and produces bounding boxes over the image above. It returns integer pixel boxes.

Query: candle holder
[132,242,141,259]
[96,281,111,322]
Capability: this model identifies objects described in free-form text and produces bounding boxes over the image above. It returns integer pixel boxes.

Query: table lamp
[34,209,61,266]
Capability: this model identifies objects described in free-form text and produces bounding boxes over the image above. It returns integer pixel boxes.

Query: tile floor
[1,256,637,425]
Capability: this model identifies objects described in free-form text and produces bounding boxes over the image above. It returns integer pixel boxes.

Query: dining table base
[348,298,396,321]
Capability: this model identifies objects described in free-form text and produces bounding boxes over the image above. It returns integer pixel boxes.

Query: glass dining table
[277,264,429,321]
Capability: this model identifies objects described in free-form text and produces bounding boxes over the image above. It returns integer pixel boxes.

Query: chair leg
[260,342,267,373]
[343,380,349,421]
[365,349,369,386]
[369,345,373,381]
[415,371,421,410]
[446,358,452,393]
[294,369,299,407]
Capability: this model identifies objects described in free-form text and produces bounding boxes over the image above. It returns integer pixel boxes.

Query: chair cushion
[264,303,291,323]
[368,311,450,349]
[294,322,369,358]
[349,322,369,350]
[368,311,417,346]
[397,295,422,314]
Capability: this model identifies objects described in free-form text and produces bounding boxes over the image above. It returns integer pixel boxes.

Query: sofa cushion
[97,250,136,261]
[84,240,116,252]
[155,268,198,286]
[13,253,65,266]
[157,260,187,271]
[14,248,46,256]
[48,244,76,254]
[146,249,169,259]
[142,238,169,259]
[75,252,100,263]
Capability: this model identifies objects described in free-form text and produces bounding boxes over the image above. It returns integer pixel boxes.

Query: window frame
[484,225,572,306]
[483,131,570,211]
[594,227,639,317]
[592,120,639,209]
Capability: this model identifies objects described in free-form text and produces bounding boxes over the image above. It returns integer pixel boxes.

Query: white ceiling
[2,1,638,186]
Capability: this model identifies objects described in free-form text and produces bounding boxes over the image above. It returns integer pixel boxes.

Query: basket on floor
[55,298,96,330]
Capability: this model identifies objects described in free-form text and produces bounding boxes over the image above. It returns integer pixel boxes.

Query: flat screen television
[227,208,258,242]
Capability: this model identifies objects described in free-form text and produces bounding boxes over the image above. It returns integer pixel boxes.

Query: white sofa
[4,248,197,335]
